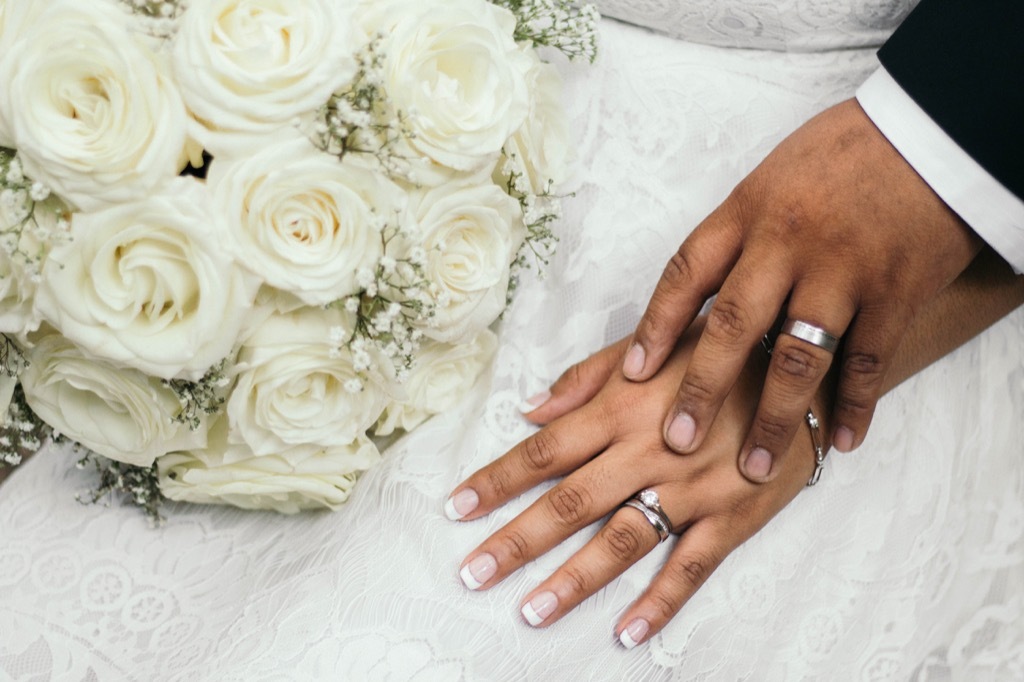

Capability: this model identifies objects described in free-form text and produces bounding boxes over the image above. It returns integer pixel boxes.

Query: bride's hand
[444,323,827,647]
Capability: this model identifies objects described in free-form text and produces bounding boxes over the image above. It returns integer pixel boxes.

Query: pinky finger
[614,520,731,649]
[829,307,903,452]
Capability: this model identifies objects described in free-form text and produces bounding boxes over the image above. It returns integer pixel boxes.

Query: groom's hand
[625,98,982,482]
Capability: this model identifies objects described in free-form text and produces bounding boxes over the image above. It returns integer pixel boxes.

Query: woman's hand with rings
[444,324,825,648]
[624,98,982,482]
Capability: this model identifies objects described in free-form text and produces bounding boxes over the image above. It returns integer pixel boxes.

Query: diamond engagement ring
[780,318,840,354]
[622,489,673,543]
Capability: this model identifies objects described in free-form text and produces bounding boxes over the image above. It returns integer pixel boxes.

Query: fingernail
[443,488,479,521]
[459,553,497,590]
[521,591,558,626]
[665,412,695,451]
[623,344,645,378]
[619,618,649,649]
[517,390,551,414]
[745,447,773,478]
[833,426,855,452]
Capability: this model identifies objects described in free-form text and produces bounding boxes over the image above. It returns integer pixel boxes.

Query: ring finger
[740,286,852,481]
[517,485,688,629]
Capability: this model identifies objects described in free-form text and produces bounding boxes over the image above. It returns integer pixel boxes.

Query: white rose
[173,0,358,157]
[503,51,574,194]
[383,0,530,174]
[208,137,405,305]
[376,330,497,436]
[34,178,258,381]
[159,416,380,513]
[0,0,188,210]
[20,334,207,467]
[227,306,393,457]
[408,180,524,343]
[0,0,46,147]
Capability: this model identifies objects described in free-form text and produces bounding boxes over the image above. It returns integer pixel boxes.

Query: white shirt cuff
[856,67,1024,274]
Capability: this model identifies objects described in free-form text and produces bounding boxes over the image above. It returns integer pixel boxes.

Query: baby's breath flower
[326,225,436,379]
[0,148,71,291]
[161,358,231,431]
[75,449,165,526]
[1,381,50,474]
[117,0,189,39]
[492,0,600,63]
[497,149,565,304]
[312,37,415,176]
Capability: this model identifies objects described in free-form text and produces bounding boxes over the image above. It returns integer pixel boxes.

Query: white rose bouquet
[0,0,597,519]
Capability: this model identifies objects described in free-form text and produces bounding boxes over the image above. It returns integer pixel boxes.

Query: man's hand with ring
[624,98,982,482]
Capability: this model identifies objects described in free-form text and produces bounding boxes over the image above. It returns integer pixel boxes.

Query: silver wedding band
[622,489,673,543]
[780,318,839,354]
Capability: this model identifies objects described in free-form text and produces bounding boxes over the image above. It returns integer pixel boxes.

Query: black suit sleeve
[878,0,1024,200]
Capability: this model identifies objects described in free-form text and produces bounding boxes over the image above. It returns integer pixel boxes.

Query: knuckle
[647,591,681,622]
[498,528,531,563]
[521,429,559,472]
[754,410,791,442]
[546,481,590,527]
[842,350,886,383]
[834,390,876,420]
[600,521,646,562]
[730,174,768,216]
[663,248,697,290]
[678,372,716,405]
[882,249,913,289]
[706,297,749,344]
[639,296,677,342]
[773,344,828,383]
[484,466,512,500]
[668,552,715,591]
[559,564,592,597]
[557,361,585,391]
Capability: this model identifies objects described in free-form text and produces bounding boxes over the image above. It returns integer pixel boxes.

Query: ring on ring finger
[779,318,840,354]
[622,489,674,543]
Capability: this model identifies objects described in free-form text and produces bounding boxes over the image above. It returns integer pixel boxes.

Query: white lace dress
[2,2,1022,680]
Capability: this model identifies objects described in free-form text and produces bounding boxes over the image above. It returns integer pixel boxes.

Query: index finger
[443,403,614,522]
[623,209,743,382]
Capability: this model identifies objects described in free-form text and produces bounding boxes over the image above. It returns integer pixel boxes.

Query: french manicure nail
[833,426,855,452]
[521,591,558,626]
[623,344,646,378]
[517,390,551,414]
[443,488,479,521]
[618,618,649,649]
[665,412,695,451]
[745,447,773,478]
[459,553,497,590]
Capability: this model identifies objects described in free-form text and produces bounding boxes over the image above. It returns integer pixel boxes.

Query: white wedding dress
[2,2,1022,680]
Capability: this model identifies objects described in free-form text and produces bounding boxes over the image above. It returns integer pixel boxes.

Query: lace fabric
[1,5,1022,680]
[595,0,919,51]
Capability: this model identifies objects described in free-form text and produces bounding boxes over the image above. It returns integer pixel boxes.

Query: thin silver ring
[780,318,840,354]
[622,489,673,543]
